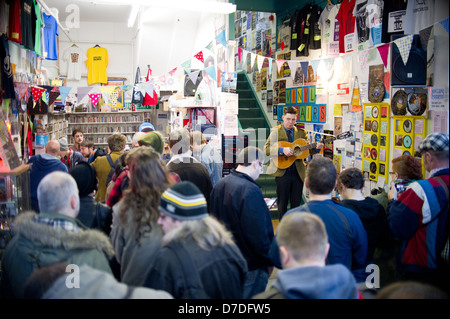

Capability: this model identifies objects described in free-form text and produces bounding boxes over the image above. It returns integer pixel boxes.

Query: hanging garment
[86,46,108,85]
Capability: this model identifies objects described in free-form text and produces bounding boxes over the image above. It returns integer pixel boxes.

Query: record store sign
[278,85,327,124]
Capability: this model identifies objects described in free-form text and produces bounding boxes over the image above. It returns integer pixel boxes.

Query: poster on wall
[261,68,267,90]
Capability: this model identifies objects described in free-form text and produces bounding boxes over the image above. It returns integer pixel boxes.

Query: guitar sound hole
[293,147,301,155]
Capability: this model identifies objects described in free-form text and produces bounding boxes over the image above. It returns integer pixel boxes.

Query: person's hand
[283,147,293,157]
[388,184,398,201]
[316,142,324,149]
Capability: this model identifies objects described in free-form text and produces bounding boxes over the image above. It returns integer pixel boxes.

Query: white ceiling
[42,0,131,24]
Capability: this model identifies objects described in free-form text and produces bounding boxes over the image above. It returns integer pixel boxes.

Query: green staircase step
[238,98,256,108]
[238,89,252,98]
[239,118,266,129]
[239,108,261,118]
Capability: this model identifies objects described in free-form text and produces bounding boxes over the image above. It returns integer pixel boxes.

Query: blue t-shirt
[43,13,59,60]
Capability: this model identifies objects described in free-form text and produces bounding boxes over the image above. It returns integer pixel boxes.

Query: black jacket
[77,196,113,235]
[210,170,274,271]
[144,238,247,299]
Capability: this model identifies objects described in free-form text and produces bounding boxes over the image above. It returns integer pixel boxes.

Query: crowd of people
[0,117,448,299]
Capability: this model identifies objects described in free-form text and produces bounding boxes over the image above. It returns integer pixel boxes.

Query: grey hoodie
[255,264,360,299]
[43,264,173,299]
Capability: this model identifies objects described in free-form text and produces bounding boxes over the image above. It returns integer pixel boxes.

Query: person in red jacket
[388,132,449,294]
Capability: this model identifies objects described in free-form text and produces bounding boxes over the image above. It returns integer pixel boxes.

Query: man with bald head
[28,140,68,213]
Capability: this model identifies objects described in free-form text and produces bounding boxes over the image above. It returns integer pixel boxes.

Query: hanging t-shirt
[63,45,84,80]
[8,0,22,44]
[319,4,334,57]
[1,34,16,99]
[43,12,59,60]
[34,0,43,56]
[86,46,108,85]
[381,0,407,43]
[336,0,356,53]
[404,0,435,35]
[353,0,383,50]
[21,0,36,50]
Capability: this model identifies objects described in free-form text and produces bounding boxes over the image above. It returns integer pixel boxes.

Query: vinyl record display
[372,120,378,132]
[407,92,427,116]
[391,90,408,115]
[371,106,379,118]
[403,135,412,148]
[370,162,377,173]
[371,148,377,160]
[368,79,385,103]
[403,119,412,133]
[371,134,378,146]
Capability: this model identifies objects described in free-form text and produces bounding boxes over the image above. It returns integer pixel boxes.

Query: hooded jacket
[253,264,359,299]
[42,264,173,299]
[340,197,392,264]
[28,154,68,212]
[0,212,114,299]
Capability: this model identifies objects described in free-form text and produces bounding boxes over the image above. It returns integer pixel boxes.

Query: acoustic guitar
[273,131,353,169]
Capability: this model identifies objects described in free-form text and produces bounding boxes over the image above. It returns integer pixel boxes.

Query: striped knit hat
[159,181,208,220]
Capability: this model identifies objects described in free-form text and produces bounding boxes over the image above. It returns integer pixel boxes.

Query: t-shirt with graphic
[404,0,435,35]
[336,0,356,53]
[21,0,36,50]
[63,46,84,80]
[319,3,341,57]
[381,0,407,43]
[34,0,43,56]
[86,46,108,85]
[353,0,383,50]
[8,0,22,44]
[43,13,59,60]
[1,34,16,99]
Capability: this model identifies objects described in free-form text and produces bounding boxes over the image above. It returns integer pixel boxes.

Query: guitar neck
[298,136,336,152]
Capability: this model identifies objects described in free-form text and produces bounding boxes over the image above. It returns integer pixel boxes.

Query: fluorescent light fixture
[128,4,139,27]
[88,0,236,14]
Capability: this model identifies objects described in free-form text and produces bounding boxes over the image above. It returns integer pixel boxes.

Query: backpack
[106,154,121,187]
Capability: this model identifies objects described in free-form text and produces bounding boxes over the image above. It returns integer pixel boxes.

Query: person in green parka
[0,171,114,299]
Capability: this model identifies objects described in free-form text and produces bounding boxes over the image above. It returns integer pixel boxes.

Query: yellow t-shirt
[86,46,108,85]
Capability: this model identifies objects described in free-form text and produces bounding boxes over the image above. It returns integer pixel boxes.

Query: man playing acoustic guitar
[265,106,324,220]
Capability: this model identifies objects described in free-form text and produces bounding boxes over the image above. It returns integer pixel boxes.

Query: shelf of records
[66,111,152,125]
[67,134,134,146]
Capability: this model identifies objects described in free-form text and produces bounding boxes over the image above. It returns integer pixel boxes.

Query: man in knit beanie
[143,181,247,299]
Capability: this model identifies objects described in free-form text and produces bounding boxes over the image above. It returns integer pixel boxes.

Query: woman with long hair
[110,146,174,286]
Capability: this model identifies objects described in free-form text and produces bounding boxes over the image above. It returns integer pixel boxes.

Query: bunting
[59,86,72,105]
[14,82,30,100]
[77,87,93,104]
[181,60,192,74]
[31,86,45,103]
[188,70,201,85]
[88,93,101,108]
[48,91,60,107]
[275,59,285,73]
[216,30,227,47]
[300,61,309,79]
[204,65,217,82]
[194,51,204,64]
[376,43,390,68]
[393,35,414,65]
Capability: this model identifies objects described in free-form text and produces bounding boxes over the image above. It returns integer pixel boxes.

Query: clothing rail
[36,0,73,42]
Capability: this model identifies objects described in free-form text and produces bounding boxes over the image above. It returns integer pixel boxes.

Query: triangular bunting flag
[300,61,309,79]
[439,18,449,33]
[256,55,265,72]
[136,83,147,95]
[110,88,120,110]
[99,86,116,104]
[48,91,60,106]
[159,75,167,84]
[216,30,227,47]
[169,67,178,76]
[188,70,201,85]
[376,44,390,68]
[120,85,134,92]
[275,59,285,73]
[204,65,217,82]
[77,87,93,104]
[88,93,101,107]
[181,60,192,74]
[394,35,414,65]
[287,60,298,73]
[310,60,319,74]
[238,47,243,63]
[250,53,257,70]
[59,86,72,105]
[14,82,29,100]
[205,41,215,53]
[31,86,45,103]
[194,51,204,63]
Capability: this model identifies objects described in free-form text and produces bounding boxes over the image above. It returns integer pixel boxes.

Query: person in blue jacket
[28,140,68,213]
[210,146,274,299]
[270,156,368,283]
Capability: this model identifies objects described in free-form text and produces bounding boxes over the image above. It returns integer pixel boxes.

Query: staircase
[236,72,277,200]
